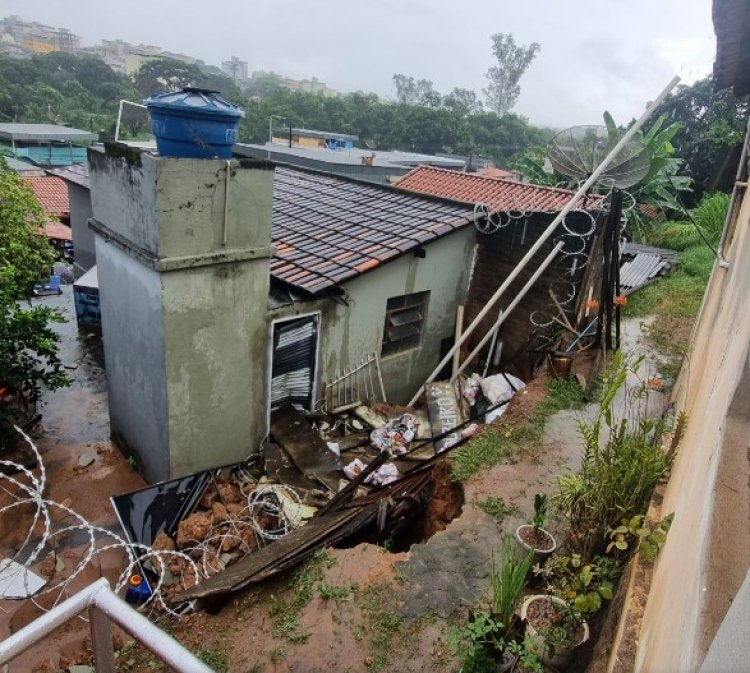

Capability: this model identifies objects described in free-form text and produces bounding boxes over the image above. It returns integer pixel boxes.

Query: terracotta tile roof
[22,176,70,216]
[394,165,604,213]
[41,220,73,241]
[271,167,473,294]
[474,167,520,180]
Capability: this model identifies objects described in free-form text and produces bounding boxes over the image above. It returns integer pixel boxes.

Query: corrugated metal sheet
[620,253,668,290]
[271,316,318,410]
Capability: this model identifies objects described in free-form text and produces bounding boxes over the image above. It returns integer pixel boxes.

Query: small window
[381,291,429,356]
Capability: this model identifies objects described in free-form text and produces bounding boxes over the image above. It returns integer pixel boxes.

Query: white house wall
[269,226,477,407]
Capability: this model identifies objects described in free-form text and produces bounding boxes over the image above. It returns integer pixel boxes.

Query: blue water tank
[145,88,245,159]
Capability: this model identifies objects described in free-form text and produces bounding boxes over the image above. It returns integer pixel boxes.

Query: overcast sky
[6,0,715,128]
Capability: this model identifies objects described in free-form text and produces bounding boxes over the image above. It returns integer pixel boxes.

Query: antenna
[547,125,650,189]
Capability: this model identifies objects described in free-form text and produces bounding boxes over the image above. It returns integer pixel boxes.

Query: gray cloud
[5,0,714,127]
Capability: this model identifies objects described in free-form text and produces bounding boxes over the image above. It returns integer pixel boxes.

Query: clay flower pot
[515,524,557,566]
[520,594,589,671]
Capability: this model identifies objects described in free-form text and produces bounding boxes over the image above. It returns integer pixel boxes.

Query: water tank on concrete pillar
[145,88,245,159]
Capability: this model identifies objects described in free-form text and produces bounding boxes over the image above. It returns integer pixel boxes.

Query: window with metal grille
[381,291,429,356]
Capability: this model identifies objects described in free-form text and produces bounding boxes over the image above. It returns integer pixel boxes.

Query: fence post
[88,606,115,673]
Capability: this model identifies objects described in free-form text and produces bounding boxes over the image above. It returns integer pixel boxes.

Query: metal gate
[270,315,319,411]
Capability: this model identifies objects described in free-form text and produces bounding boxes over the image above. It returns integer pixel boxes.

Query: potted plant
[515,494,557,565]
[520,595,589,671]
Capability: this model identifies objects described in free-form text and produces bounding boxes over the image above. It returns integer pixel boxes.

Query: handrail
[407,75,680,406]
[717,113,750,268]
[114,99,148,143]
[0,578,214,673]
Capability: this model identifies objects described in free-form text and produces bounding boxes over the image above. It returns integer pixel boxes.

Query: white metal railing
[0,578,214,673]
[407,75,680,406]
[114,99,148,143]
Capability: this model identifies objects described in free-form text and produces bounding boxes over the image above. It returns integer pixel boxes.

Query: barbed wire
[0,427,303,618]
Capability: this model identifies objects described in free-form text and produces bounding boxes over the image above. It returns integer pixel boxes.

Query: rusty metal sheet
[424,381,466,453]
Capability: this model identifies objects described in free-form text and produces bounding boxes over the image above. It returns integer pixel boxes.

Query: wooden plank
[88,607,115,673]
[177,505,377,601]
[270,406,342,492]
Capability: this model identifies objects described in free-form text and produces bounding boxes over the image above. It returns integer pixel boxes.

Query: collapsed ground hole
[339,459,465,552]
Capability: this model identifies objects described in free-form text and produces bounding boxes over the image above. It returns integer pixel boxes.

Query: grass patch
[451,377,584,481]
[270,646,286,663]
[361,583,405,672]
[269,548,337,643]
[626,242,714,363]
[318,582,351,601]
[195,647,229,673]
[477,496,520,525]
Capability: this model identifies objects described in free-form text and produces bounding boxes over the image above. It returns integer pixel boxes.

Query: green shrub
[556,352,669,558]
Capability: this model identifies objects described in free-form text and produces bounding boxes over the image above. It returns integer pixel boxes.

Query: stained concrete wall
[633,178,750,671]
[95,238,169,478]
[90,148,272,481]
[269,227,477,405]
[68,182,95,277]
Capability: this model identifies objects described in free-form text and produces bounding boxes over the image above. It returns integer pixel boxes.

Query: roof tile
[394,166,604,213]
[22,176,70,216]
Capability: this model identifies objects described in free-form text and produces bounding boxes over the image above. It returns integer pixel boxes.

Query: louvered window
[271,316,318,411]
[381,291,429,356]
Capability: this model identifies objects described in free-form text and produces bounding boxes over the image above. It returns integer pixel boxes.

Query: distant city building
[221,56,248,82]
[0,15,81,55]
[271,127,358,150]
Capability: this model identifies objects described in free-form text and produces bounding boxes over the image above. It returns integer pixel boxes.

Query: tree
[443,88,483,116]
[0,159,69,443]
[392,74,441,107]
[134,57,205,97]
[653,77,749,201]
[0,161,56,296]
[483,33,540,115]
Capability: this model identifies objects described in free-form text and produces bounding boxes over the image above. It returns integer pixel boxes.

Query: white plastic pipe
[455,241,564,379]
[408,75,680,406]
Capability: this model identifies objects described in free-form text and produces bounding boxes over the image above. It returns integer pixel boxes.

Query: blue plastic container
[145,88,245,159]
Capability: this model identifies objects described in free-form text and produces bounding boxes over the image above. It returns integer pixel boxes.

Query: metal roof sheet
[0,123,98,143]
[271,167,473,293]
[620,253,668,290]
[46,162,91,189]
[394,165,605,213]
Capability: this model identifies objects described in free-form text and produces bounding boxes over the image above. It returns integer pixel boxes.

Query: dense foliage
[0,159,69,442]
[0,52,549,167]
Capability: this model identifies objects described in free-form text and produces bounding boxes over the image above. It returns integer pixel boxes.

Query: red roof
[22,176,70,216]
[394,166,604,213]
[474,167,520,180]
[41,221,73,241]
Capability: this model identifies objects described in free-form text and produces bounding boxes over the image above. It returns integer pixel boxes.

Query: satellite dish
[546,126,651,189]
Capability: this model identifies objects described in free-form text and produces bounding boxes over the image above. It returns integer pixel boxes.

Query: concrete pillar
[89,146,272,481]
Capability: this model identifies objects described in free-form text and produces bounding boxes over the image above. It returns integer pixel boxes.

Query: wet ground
[0,288,145,673]
[0,292,669,672]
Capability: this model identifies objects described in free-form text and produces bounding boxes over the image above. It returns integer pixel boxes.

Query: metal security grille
[271,316,318,411]
[381,291,429,357]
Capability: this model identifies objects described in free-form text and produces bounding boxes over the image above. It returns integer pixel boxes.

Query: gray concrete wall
[269,227,476,406]
[162,260,269,476]
[69,182,95,277]
[90,149,273,481]
[95,238,169,479]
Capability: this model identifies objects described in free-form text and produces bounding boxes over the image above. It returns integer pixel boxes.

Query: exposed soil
[526,596,586,646]
[3,294,670,673]
[518,525,555,552]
